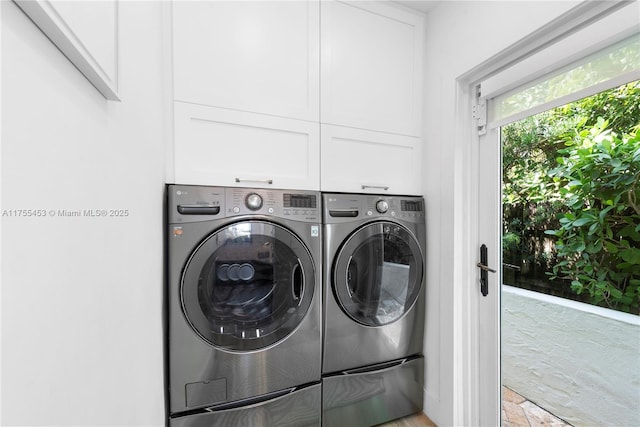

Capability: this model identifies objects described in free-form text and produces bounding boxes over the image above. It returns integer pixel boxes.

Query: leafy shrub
[545,120,640,313]
[503,80,640,313]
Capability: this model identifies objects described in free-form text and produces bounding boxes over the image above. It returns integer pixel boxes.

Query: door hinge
[472,86,487,136]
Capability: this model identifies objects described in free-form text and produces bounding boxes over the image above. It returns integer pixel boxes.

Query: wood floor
[372,385,576,427]
[374,387,574,427]
[376,412,437,427]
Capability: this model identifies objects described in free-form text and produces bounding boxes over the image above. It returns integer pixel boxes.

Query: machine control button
[245,193,263,211]
[232,206,240,213]
[367,210,373,216]
[268,207,274,214]
[376,200,389,213]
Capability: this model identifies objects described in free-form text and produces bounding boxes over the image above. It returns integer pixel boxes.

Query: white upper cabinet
[172,1,319,122]
[321,124,422,195]
[174,102,320,190]
[169,0,424,193]
[321,1,424,136]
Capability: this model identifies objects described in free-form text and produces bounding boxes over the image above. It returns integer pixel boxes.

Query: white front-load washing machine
[321,192,426,427]
[166,185,322,426]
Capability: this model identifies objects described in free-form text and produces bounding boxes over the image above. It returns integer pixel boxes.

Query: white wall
[421,2,580,425]
[1,1,601,426]
[503,286,640,427]
[1,1,166,425]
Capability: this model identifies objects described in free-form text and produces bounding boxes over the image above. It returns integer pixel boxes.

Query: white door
[470,3,638,425]
[476,124,502,426]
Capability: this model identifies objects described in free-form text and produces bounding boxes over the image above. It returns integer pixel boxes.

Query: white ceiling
[392,1,442,14]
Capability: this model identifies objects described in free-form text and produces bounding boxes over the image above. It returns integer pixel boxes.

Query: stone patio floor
[502,386,573,427]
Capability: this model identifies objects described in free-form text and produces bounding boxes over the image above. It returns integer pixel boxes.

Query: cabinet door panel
[320,124,421,195]
[321,1,423,136]
[174,102,320,190]
[172,1,319,121]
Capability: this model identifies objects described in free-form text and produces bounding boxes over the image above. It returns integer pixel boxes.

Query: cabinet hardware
[361,185,389,191]
[235,178,273,185]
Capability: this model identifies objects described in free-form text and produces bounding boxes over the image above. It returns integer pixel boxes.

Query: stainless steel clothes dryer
[322,193,426,426]
[166,185,322,426]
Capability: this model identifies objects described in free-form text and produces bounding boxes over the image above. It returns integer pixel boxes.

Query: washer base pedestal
[322,356,424,427]
[170,383,321,427]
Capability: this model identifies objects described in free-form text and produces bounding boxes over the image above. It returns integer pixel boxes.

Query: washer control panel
[229,188,319,221]
[245,193,263,211]
[375,200,389,213]
[323,193,425,224]
[169,185,320,223]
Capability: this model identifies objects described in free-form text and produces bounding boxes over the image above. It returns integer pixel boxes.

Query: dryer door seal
[333,221,423,326]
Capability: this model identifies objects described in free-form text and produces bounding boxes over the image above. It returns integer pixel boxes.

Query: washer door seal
[181,220,315,351]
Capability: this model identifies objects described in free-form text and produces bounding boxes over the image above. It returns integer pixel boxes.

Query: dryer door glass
[333,221,423,326]
[181,221,315,351]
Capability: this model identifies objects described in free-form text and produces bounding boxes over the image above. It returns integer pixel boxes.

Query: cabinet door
[320,124,421,195]
[172,1,319,122]
[321,1,423,137]
[174,102,320,190]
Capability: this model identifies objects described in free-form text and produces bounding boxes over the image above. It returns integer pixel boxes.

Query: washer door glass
[181,221,315,351]
[333,221,423,326]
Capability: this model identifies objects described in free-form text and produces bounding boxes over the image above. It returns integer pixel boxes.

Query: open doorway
[467,5,639,424]
[501,80,640,426]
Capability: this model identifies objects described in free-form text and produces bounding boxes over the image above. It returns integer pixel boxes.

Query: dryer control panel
[323,193,425,224]
[168,185,320,223]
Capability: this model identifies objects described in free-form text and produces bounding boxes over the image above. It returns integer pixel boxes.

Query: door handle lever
[476,262,496,273]
[478,244,495,296]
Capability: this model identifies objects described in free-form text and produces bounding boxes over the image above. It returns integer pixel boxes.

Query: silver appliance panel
[170,383,321,427]
[169,185,320,224]
[322,357,424,427]
[322,193,426,374]
[322,193,425,225]
[167,185,322,415]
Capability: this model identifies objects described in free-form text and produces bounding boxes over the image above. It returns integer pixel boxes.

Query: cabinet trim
[14,0,120,101]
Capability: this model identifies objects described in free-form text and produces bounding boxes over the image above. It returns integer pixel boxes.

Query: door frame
[450,2,631,425]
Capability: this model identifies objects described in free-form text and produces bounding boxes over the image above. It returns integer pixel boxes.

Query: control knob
[376,200,389,213]
[245,193,263,211]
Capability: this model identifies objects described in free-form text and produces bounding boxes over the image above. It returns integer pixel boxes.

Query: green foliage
[503,80,640,314]
[545,122,640,312]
